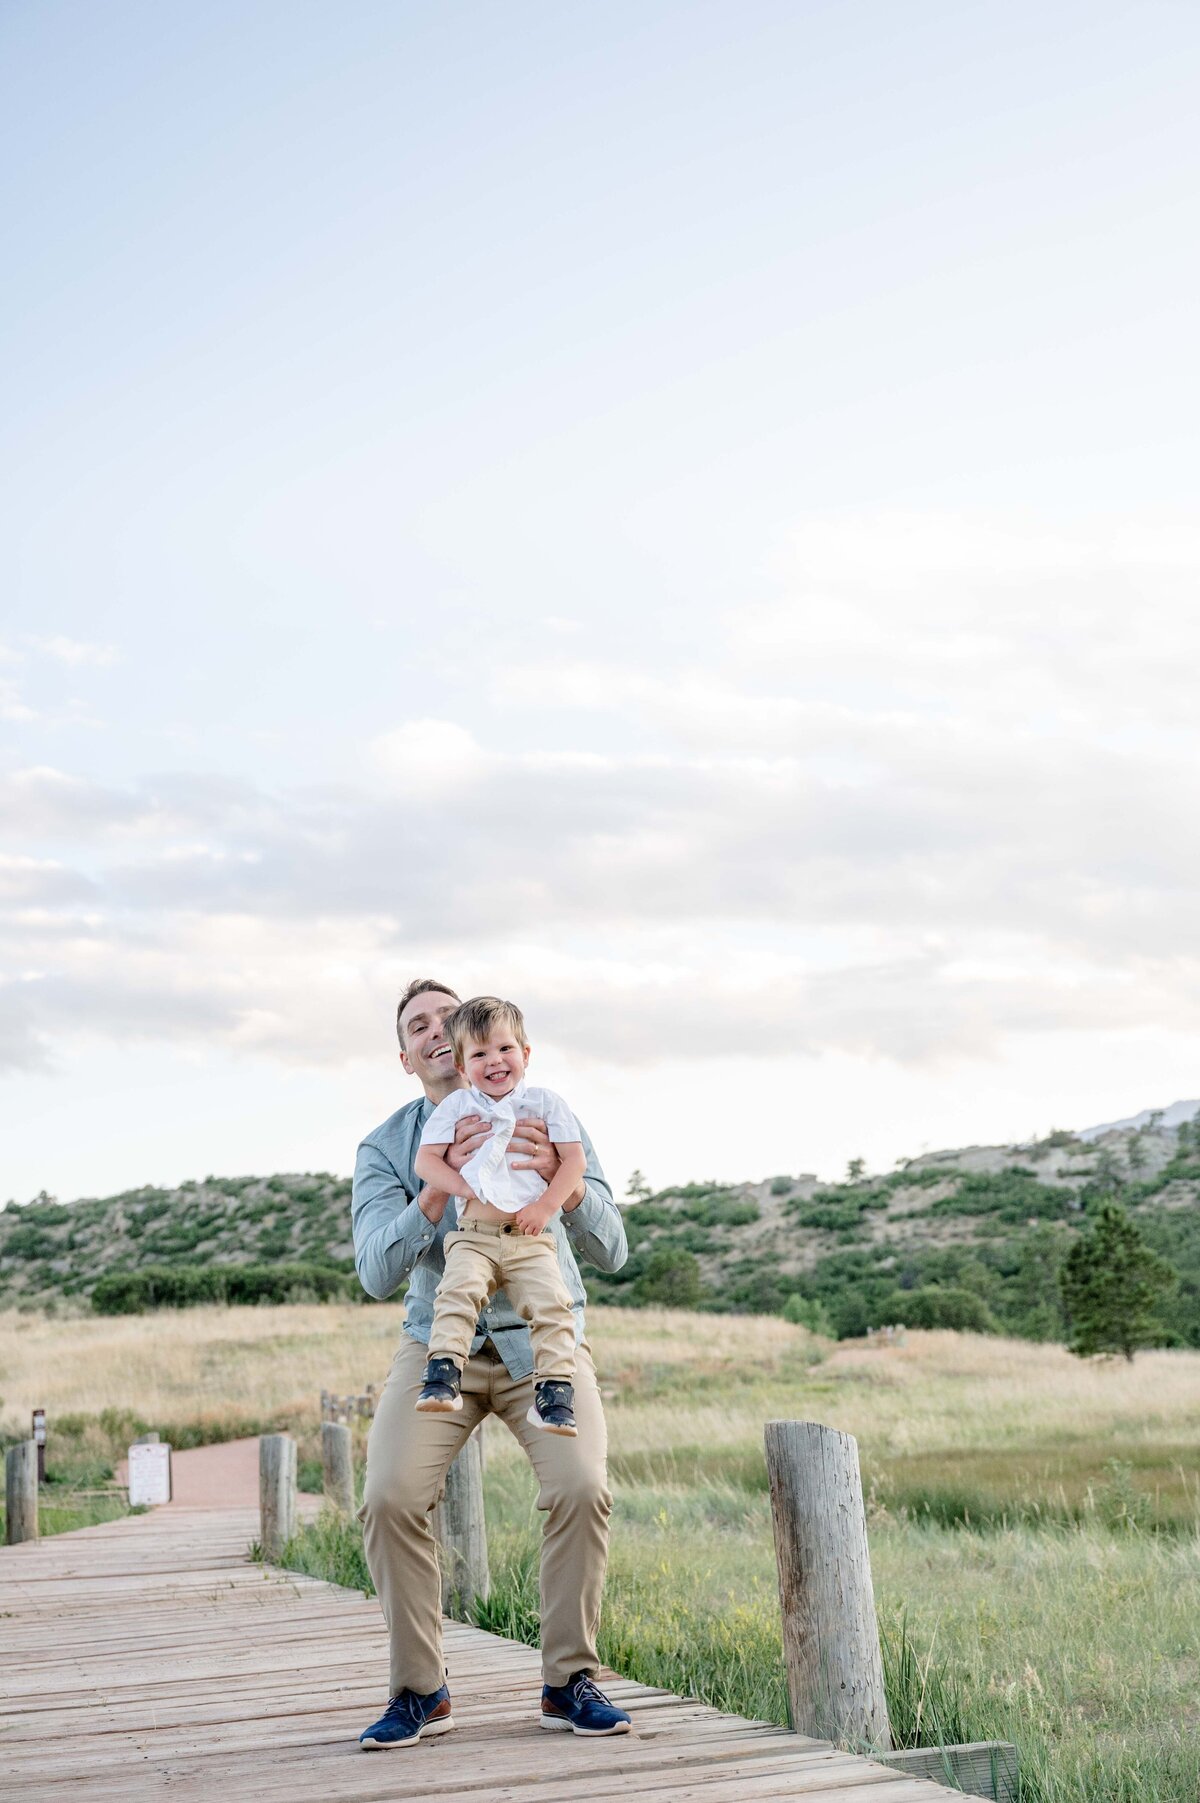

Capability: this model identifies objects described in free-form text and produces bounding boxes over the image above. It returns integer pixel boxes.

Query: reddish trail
[116,1435,319,1510]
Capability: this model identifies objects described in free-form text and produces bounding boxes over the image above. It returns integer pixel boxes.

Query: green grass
[0,1492,135,1539]
[872,1443,1200,1535]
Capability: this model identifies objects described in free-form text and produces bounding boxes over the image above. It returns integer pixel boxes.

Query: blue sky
[3,1,1199,1202]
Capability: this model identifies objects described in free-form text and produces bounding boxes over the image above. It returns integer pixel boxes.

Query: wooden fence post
[321,1421,355,1515]
[259,1433,297,1561]
[434,1430,489,1620]
[5,1441,39,1544]
[764,1419,891,1750]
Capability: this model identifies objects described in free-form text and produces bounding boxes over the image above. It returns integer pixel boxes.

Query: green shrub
[695,1196,759,1227]
[780,1293,834,1335]
[930,1168,1071,1225]
[652,1181,739,1204]
[632,1247,705,1308]
[91,1261,353,1313]
[2,1226,58,1260]
[884,1286,997,1332]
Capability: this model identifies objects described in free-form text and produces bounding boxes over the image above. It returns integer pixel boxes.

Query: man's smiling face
[398,989,464,1098]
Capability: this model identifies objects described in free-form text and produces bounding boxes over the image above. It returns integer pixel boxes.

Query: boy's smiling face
[460,1024,530,1099]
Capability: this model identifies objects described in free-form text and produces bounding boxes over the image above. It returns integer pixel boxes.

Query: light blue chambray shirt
[351,1093,628,1381]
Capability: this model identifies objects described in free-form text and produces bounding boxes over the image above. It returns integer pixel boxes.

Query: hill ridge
[3,1109,1198,1346]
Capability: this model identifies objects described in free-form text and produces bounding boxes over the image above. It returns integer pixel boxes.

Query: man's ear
[399,1048,415,1078]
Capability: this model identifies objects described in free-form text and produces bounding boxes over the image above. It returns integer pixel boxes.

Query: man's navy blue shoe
[540,1671,633,1736]
[359,1683,455,1749]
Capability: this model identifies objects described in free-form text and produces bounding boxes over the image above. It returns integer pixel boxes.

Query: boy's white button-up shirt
[419,1078,581,1213]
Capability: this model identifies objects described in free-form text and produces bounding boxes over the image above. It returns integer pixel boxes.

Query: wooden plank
[0,1745,906,1803]
[876,1743,1018,1803]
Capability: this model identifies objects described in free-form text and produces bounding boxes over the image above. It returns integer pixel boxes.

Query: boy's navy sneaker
[359,1683,455,1748]
[540,1672,632,1736]
[526,1378,577,1437]
[415,1356,463,1413]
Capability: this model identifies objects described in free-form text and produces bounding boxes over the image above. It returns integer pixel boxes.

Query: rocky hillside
[593,1111,1200,1345]
[0,1173,356,1310]
[3,1109,1198,1343]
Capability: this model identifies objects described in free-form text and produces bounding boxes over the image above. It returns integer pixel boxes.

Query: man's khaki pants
[430,1221,576,1380]
[359,1333,611,1696]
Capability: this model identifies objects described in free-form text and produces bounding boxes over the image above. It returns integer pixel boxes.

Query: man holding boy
[351,979,631,1748]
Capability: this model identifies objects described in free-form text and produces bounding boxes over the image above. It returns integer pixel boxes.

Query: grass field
[3,1303,1198,1799]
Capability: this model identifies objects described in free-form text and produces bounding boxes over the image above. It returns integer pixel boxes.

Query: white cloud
[3,514,1197,1089]
[0,681,38,723]
[371,720,485,795]
[30,635,118,667]
[0,855,95,907]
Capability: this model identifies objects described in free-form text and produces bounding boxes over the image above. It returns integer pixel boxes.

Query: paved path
[115,1435,270,1507]
[1,1504,987,1802]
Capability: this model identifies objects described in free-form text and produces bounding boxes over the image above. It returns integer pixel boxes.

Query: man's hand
[446,1112,492,1173]
[510,1117,586,1209]
[513,1196,559,1236]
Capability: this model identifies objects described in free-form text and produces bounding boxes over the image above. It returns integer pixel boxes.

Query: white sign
[128,1441,172,1507]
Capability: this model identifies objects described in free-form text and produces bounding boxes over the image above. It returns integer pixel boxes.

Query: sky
[3,0,1199,1205]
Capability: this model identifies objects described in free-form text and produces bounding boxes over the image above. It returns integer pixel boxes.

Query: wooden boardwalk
[1,1505,987,1802]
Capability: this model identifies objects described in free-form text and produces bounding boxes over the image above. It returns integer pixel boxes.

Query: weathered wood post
[258,1433,297,1560]
[5,1440,39,1544]
[320,1421,355,1515]
[764,1420,891,1750]
[434,1430,489,1620]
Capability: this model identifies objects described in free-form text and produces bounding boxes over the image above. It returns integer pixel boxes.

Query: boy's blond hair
[447,995,529,1066]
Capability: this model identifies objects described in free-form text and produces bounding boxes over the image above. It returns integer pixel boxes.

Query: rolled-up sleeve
[352,1136,438,1300]
[561,1123,628,1274]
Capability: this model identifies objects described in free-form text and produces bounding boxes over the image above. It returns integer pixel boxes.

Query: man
[352,979,631,1748]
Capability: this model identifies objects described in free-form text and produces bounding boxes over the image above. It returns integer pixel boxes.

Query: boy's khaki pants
[430,1221,576,1380]
[359,1333,611,1696]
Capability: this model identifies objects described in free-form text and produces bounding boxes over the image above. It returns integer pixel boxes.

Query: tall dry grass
[0,1302,407,1427]
[6,1304,1199,1465]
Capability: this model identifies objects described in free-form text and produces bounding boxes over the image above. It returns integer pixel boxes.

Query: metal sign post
[31,1408,46,1485]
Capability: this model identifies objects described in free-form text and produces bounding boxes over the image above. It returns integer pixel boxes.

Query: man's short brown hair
[446,995,528,1066]
[396,979,460,1049]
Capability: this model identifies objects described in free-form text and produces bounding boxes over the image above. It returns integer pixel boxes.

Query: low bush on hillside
[928,1168,1070,1226]
[91,1262,356,1313]
[882,1284,998,1333]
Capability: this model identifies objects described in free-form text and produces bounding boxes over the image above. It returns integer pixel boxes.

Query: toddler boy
[413,995,586,1435]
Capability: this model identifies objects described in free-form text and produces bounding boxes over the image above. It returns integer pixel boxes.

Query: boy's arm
[414,1140,478,1202]
[513,1142,587,1235]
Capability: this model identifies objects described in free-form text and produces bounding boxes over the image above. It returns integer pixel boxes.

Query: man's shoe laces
[571,1675,609,1705]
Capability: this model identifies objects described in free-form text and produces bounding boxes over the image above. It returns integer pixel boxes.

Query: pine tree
[1059,1204,1176,1361]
